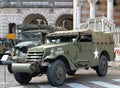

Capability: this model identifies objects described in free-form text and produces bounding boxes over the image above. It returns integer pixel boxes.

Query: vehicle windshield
[46,35,77,44]
[17,32,42,40]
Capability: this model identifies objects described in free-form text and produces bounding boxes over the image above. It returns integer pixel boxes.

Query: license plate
[1,55,9,62]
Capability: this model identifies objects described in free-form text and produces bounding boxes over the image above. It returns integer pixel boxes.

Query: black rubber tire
[47,60,66,86]
[67,70,76,76]
[7,63,13,73]
[0,54,3,65]
[95,55,108,77]
[14,73,32,84]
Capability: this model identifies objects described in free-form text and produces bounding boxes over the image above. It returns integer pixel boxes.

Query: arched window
[55,14,73,30]
[30,18,48,25]
[60,18,73,30]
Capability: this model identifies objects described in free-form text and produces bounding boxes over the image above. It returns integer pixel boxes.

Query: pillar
[73,0,81,30]
[107,0,113,22]
[88,0,96,19]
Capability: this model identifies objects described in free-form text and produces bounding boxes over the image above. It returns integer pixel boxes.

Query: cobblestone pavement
[0,65,120,88]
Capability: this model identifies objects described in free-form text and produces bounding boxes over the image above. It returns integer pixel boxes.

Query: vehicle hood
[15,41,39,47]
[28,43,70,51]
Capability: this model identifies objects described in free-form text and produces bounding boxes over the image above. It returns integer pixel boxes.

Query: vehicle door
[76,35,94,64]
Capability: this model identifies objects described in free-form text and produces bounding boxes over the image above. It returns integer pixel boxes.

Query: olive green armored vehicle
[12,29,114,86]
[3,24,66,73]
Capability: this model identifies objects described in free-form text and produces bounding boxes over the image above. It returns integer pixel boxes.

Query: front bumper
[12,61,49,73]
[12,62,40,73]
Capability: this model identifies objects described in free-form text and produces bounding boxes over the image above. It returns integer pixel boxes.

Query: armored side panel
[92,31,114,61]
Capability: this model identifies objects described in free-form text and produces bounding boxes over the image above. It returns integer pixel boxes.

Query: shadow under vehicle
[2,24,66,73]
[11,29,114,86]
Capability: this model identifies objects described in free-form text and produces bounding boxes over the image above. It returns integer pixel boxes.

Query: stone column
[88,0,96,19]
[73,0,81,30]
[0,9,9,38]
[107,0,113,22]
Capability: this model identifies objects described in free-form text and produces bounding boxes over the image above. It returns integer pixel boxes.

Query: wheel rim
[101,60,106,71]
[55,64,64,81]
[100,57,107,73]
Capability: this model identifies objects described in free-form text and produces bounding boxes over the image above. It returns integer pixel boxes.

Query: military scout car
[3,24,67,73]
[12,29,114,86]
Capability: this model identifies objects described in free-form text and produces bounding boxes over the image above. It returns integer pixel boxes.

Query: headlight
[11,52,15,56]
[10,48,15,56]
[15,49,20,56]
[50,48,55,54]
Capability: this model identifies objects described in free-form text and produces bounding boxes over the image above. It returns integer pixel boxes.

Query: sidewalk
[108,61,120,67]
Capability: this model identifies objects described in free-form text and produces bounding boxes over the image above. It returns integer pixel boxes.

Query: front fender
[4,50,11,55]
[44,54,76,70]
[44,53,67,60]
[12,55,26,62]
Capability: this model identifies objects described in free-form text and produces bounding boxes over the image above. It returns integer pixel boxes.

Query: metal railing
[0,0,73,8]
[80,17,115,32]
[114,28,120,47]
[79,17,120,47]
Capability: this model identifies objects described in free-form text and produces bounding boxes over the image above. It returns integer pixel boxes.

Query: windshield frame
[45,35,78,44]
[17,31,42,41]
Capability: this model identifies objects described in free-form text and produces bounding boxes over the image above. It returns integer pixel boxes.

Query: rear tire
[95,55,108,77]
[14,73,32,84]
[47,60,66,86]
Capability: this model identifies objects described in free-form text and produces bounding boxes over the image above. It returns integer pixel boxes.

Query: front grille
[27,51,44,59]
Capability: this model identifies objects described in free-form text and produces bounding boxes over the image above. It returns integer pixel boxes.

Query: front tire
[14,73,32,84]
[95,55,108,77]
[7,63,13,73]
[47,60,66,86]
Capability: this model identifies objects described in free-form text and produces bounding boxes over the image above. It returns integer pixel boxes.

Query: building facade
[0,0,119,38]
[0,0,73,38]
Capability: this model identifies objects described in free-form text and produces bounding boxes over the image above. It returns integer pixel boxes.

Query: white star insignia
[93,48,99,59]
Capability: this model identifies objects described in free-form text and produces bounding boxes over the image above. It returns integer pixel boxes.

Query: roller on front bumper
[12,62,40,73]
